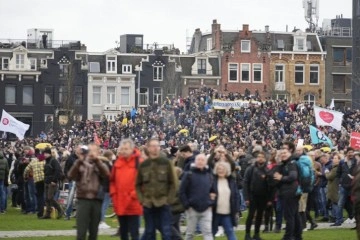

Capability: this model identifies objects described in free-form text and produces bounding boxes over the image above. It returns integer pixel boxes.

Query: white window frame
[29,58,37,70]
[22,85,33,105]
[120,87,130,106]
[153,66,163,81]
[106,86,116,105]
[252,63,263,83]
[309,64,320,85]
[304,94,315,104]
[15,54,25,69]
[241,40,251,53]
[106,56,117,73]
[240,63,251,82]
[5,85,16,104]
[139,87,149,106]
[294,64,305,85]
[275,64,285,83]
[92,86,102,105]
[40,58,47,68]
[206,38,212,51]
[2,57,10,70]
[228,63,239,82]
[153,87,163,104]
[197,58,207,75]
[122,64,132,74]
[294,37,306,51]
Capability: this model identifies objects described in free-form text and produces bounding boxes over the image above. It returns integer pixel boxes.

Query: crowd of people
[0,87,360,240]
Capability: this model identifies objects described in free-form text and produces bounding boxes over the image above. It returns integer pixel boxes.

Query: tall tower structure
[303,0,320,32]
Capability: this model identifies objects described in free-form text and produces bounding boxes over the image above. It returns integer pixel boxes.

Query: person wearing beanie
[41,148,64,219]
[0,152,9,214]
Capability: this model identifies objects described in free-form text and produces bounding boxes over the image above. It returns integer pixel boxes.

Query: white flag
[313,105,343,131]
[0,110,30,140]
[329,99,335,110]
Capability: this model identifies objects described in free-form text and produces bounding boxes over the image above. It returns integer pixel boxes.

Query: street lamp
[135,64,142,108]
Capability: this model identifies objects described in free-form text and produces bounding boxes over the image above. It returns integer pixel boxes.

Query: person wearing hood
[0,151,9,214]
[243,151,272,240]
[179,154,215,240]
[110,139,143,240]
[23,153,45,218]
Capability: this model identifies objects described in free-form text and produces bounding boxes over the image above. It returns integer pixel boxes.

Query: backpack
[50,158,66,181]
[294,155,314,194]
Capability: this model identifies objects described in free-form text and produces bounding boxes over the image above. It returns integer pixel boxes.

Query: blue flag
[309,125,334,148]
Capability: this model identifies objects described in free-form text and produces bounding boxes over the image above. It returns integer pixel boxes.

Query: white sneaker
[215,228,224,237]
[344,218,351,224]
[99,221,111,229]
[349,218,356,224]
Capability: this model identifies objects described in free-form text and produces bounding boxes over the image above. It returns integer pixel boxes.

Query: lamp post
[135,64,142,108]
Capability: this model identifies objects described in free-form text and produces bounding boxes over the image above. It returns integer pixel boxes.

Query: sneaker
[344,218,351,224]
[215,228,224,237]
[349,218,356,224]
[99,222,111,229]
[0,211,5,214]
[303,228,308,232]
[309,223,318,230]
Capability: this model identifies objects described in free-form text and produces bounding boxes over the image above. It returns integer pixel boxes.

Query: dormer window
[2,57,9,70]
[106,56,117,73]
[206,38,212,51]
[122,64,132,74]
[59,64,69,78]
[294,36,307,51]
[29,58,37,70]
[15,54,25,69]
[241,40,251,53]
[197,59,206,74]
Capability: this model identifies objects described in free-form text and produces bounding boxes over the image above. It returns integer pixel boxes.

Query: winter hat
[43,148,52,155]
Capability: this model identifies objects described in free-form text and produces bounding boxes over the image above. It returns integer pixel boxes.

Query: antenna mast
[303,0,319,32]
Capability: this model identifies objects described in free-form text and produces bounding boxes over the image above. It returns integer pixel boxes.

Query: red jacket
[110,149,143,216]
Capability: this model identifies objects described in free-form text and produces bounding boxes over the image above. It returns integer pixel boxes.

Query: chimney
[243,24,249,32]
[194,28,202,53]
[212,19,222,51]
[265,25,269,33]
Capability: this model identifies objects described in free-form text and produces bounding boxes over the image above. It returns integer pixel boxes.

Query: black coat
[277,158,298,198]
[44,157,61,184]
[212,176,240,227]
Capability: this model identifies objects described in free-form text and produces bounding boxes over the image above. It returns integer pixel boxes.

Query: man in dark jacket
[179,153,215,240]
[243,151,272,240]
[333,147,357,226]
[178,145,195,172]
[0,151,9,213]
[41,148,63,219]
[274,142,302,240]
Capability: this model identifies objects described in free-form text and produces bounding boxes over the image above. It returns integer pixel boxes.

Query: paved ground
[0,223,356,238]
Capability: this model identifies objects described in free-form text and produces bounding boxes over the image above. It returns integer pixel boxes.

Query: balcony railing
[0,39,83,50]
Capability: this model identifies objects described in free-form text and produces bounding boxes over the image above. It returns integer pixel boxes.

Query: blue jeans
[65,181,75,218]
[275,199,283,228]
[239,189,246,211]
[212,214,236,240]
[319,187,328,218]
[143,205,172,240]
[25,180,37,212]
[101,193,111,222]
[336,187,351,224]
[0,180,5,211]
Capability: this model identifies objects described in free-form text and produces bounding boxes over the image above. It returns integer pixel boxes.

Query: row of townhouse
[0,17,352,136]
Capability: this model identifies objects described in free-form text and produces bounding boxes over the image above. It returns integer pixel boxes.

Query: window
[276,94,287,100]
[207,38,212,51]
[294,64,304,84]
[5,85,16,104]
[40,59,47,68]
[15,54,25,69]
[241,63,250,82]
[92,86,101,105]
[153,66,163,81]
[75,86,83,105]
[89,62,100,73]
[44,114,54,123]
[153,88,162,104]
[135,37,143,46]
[121,87,130,105]
[44,86,54,105]
[2,57,9,70]
[309,65,319,84]
[197,59,206,74]
[92,114,101,121]
[275,65,284,82]
[59,64,69,78]
[107,86,116,104]
[333,47,352,66]
[122,64,132,74]
[241,40,251,53]
[228,63,238,82]
[29,58,36,70]
[333,75,351,93]
[304,94,315,104]
[139,88,149,106]
[253,64,263,82]
[295,38,305,51]
[23,85,33,105]
[59,86,68,104]
[106,56,117,73]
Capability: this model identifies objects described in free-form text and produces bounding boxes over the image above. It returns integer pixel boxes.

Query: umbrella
[303,145,313,151]
[179,129,189,134]
[209,136,217,142]
[35,143,52,150]
[320,147,331,153]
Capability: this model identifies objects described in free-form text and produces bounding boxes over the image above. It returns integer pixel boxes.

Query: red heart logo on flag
[319,111,334,123]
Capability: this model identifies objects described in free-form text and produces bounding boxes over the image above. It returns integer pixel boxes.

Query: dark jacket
[183,155,196,172]
[44,157,61,184]
[337,158,357,190]
[179,165,214,212]
[320,160,332,188]
[238,154,252,177]
[277,158,298,198]
[213,176,240,226]
[0,154,9,180]
[243,163,271,201]
[64,153,78,178]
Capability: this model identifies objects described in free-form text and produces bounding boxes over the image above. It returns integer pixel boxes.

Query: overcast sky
[0,0,352,52]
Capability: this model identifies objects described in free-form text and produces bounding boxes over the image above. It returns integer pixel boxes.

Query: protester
[326,153,341,226]
[136,139,178,240]
[179,153,215,240]
[68,144,110,240]
[0,151,9,214]
[110,139,142,240]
